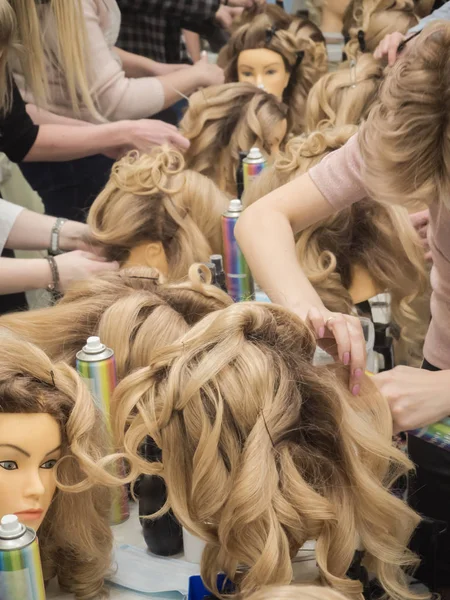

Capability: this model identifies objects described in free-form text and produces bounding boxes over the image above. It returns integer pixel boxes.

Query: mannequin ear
[145,242,169,276]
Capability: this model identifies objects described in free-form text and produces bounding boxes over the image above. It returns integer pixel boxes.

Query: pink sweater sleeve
[308,134,367,211]
[84,0,165,121]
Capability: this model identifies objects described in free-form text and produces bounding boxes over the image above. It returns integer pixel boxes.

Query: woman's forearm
[158,68,204,108]
[0,257,51,294]
[5,210,87,252]
[23,122,127,161]
[26,104,92,127]
[114,47,158,78]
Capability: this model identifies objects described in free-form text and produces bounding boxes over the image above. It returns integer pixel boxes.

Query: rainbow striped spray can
[76,336,129,525]
[221,199,255,302]
[0,514,46,600]
[410,417,450,451]
[243,147,266,190]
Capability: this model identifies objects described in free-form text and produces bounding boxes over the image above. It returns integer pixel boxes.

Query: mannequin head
[0,267,232,381]
[109,302,419,599]
[180,83,288,196]
[305,54,384,131]
[9,0,97,116]
[343,0,418,59]
[88,148,229,279]
[305,0,351,32]
[360,22,450,211]
[243,127,429,360]
[0,330,112,598]
[217,14,325,134]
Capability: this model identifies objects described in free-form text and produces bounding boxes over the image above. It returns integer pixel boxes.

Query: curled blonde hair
[344,0,418,59]
[217,14,325,134]
[305,54,383,131]
[244,585,350,600]
[0,330,112,599]
[359,21,450,211]
[0,267,232,381]
[244,127,429,356]
[181,83,288,196]
[9,0,98,116]
[109,302,420,600]
[88,148,229,278]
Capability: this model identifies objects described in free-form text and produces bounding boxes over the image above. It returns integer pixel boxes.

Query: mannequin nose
[256,75,265,89]
[24,471,46,500]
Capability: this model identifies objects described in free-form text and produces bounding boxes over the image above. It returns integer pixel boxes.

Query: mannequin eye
[0,461,18,471]
[40,459,58,470]
[241,71,253,77]
[266,69,278,75]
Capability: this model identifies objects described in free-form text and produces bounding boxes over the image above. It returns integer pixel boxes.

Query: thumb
[198,50,209,63]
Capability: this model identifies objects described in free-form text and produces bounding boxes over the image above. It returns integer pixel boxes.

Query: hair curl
[87,147,229,277]
[305,54,383,131]
[108,302,420,600]
[0,267,232,381]
[343,0,418,59]
[243,585,352,600]
[0,330,112,599]
[217,14,325,134]
[181,83,288,197]
[243,127,429,358]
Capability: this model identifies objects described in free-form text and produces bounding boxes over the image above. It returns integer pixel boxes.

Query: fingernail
[352,384,360,396]
[354,368,363,379]
[343,352,350,366]
[318,327,325,338]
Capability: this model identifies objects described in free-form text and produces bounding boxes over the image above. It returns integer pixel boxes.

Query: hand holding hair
[54,250,119,293]
[373,31,406,65]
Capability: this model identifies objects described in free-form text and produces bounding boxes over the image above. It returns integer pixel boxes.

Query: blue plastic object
[188,574,234,600]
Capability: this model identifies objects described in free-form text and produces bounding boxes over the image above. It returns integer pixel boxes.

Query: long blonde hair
[180,83,288,196]
[0,330,112,599]
[9,0,99,116]
[243,127,429,356]
[305,54,383,131]
[344,0,418,59]
[244,585,351,600]
[359,21,450,211]
[88,148,229,278]
[0,0,18,113]
[110,302,420,600]
[217,14,325,134]
[0,267,232,381]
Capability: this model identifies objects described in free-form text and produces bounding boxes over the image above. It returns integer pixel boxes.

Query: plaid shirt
[116,0,220,63]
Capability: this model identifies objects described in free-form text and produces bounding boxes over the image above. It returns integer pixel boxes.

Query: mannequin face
[237,49,290,99]
[124,241,169,276]
[0,413,61,531]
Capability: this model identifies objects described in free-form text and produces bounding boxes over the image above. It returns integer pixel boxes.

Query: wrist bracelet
[49,217,67,256]
[46,255,60,295]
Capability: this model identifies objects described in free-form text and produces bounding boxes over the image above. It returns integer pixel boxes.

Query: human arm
[374,366,450,433]
[113,47,190,77]
[26,104,92,127]
[235,136,367,389]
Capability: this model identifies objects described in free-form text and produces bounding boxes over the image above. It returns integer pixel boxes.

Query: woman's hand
[55,251,119,292]
[373,31,406,66]
[373,366,450,433]
[306,307,366,394]
[108,120,190,159]
[191,52,225,87]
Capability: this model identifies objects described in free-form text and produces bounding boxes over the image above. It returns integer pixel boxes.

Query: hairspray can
[410,417,450,451]
[243,147,266,190]
[221,199,255,302]
[76,336,129,525]
[0,515,46,600]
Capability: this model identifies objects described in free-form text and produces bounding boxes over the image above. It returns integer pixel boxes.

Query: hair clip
[357,30,366,52]
[260,409,275,449]
[349,59,357,88]
[265,25,278,45]
[295,50,305,68]
[50,370,56,387]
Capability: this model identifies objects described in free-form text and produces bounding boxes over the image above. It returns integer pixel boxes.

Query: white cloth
[0,199,24,255]
[409,0,450,33]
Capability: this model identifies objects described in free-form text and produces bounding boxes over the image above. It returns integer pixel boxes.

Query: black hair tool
[236,150,247,200]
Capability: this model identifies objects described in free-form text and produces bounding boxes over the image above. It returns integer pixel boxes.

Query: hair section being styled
[343,0,418,59]
[217,14,325,134]
[180,83,288,196]
[109,302,420,600]
[0,267,232,381]
[88,147,229,277]
[243,584,351,600]
[359,21,450,210]
[305,53,383,131]
[0,329,112,599]
[243,127,429,358]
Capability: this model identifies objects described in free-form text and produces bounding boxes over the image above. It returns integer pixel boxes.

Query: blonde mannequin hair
[88,148,229,278]
[0,267,232,381]
[305,54,383,131]
[217,14,325,134]
[0,0,18,113]
[305,0,324,26]
[0,330,112,599]
[359,21,450,211]
[180,83,288,196]
[344,0,418,59]
[10,0,99,116]
[243,127,429,358]
[108,302,419,600]
[244,585,351,600]
[413,0,434,18]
